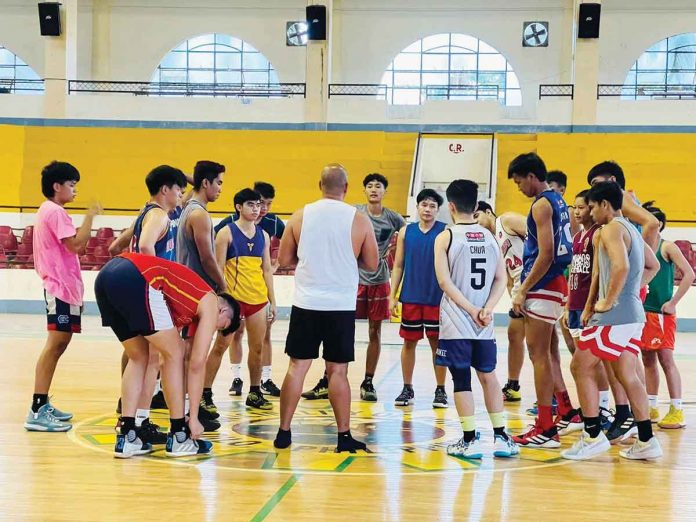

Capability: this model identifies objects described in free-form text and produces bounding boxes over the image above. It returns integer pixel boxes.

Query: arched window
[151,33,279,85]
[380,33,521,106]
[0,45,43,93]
[624,33,696,99]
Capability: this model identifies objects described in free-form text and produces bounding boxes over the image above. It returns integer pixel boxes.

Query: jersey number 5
[471,258,486,290]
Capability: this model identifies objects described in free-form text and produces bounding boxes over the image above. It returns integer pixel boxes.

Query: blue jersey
[168,206,182,254]
[400,221,446,306]
[131,203,176,261]
[522,189,572,290]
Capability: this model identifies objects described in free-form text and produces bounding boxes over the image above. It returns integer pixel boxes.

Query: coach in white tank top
[274,164,378,454]
[294,199,359,311]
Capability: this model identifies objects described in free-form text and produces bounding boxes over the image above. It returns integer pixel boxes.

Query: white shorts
[578,323,644,361]
[524,276,568,324]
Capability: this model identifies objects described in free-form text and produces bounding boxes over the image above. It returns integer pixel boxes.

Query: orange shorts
[641,312,676,351]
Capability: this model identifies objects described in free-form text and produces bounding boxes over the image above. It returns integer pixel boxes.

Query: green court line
[334,456,355,472]
[251,474,300,522]
[261,453,278,470]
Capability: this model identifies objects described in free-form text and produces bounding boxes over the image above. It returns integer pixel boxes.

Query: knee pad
[451,366,472,393]
[473,364,495,374]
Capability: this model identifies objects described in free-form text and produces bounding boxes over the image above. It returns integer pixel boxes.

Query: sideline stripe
[250,474,300,522]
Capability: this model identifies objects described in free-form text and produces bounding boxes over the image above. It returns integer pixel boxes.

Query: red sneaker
[555,409,584,436]
[512,422,561,448]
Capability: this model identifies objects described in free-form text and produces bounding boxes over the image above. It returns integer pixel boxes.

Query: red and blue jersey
[522,189,572,291]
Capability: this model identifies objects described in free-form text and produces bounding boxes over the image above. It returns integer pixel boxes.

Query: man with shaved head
[274,164,379,453]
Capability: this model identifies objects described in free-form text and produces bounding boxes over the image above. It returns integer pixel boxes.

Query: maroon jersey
[568,224,599,311]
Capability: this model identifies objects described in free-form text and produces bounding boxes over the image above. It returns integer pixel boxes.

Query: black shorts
[44,290,82,333]
[285,306,355,363]
[94,257,173,342]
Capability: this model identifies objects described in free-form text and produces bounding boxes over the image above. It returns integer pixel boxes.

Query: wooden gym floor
[1,313,695,521]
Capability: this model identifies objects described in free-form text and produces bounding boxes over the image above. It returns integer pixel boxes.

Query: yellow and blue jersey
[224,222,267,305]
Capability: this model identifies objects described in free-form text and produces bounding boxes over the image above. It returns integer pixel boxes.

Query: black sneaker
[150,390,167,410]
[606,416,637,445]
[600,407,615,431]
[432,388,448,409]
[301,377,329,400]
[502,382,522,402]
[261,379,281,397]
[229,378,243,397]
[246,391,273,411]
[196,408,221,432]
[394,386,414,406]
[200,393,219,419]
[139,418,168,445]
[360,381,378,402]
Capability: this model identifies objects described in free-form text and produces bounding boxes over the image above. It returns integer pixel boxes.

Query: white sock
[135,409,149,427]
[599,390,610,410]
[185,394,190,414]
[671,398,683,410]
[648,395,658,408]
[262,365,272,382]
[153,379,162,395]
[231,364,242,380]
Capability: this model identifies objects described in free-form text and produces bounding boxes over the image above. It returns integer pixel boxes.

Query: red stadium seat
[270,236,280,261]
[0,225,12,237]
[93,245,111,261]
[14,242,33,263]
[0,234,18,254]
[96,227,114,240]
[0,252,7,269]
[21,226,34,245]
[674,240,693,259]
[80,253,97,269]
[86,237,101,253]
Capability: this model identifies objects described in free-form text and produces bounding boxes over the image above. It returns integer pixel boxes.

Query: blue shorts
[435,339,497,372]
[568,309,583,337]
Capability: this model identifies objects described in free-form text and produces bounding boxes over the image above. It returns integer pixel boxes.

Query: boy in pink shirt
[24,161,100,432]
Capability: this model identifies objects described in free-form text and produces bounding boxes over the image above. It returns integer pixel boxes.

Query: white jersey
[495,216,524,298]
[439,223,499,340]
[294,199,358,311]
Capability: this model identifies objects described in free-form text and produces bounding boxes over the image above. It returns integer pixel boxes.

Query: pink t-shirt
[34,200,84,306]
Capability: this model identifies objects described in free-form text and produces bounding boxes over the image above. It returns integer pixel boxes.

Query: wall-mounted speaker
[306,5,327,41]
[38,2,61,36]
[578,3,601,39]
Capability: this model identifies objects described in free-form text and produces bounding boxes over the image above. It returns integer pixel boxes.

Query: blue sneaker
[166,431,213,457]
[114,429,153,459]
[47,401,73,422]
[526,398,558,416]
[447,432,483,459]
[600,407,615,431]
[24,404,72,432]
[493,434,520,458]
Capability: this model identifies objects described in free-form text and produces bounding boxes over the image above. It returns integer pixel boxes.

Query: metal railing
[328,84,387,98]
[598,84,696,100]
[424,84,500,100]
[539,84,574,99]
[0,79,45,94]
[67,80,307,98]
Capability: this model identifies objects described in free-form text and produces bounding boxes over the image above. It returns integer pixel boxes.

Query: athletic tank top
[644,240,674,313]
[176,199,217,290]
[494,216,524,297]
[224,222,267,305]
[294,199,359,311]
[131,203,175,261]
[439,223,499,340]
[568,224,599,311]
[522,189,573,291]
[168,206,182,254]
[399,221,446,306]
[590,217,646,326]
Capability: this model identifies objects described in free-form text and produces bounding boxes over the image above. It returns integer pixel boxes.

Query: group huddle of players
[24,154,691,461]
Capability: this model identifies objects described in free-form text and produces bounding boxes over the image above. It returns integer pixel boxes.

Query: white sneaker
[114,430,152,459]
[447,432,483,459]
[619,436,663,460]
[561,431,610,460]
[166,431,213,457]
[493,434,519,458]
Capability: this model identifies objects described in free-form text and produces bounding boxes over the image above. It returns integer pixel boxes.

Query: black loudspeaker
[306,5,327,41]
[38,2,61,36]
[578,3,601,38]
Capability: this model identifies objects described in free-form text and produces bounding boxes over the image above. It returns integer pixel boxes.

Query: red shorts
[524,275,568,324]
[578,323,643,361]
[356,282,390,321]
[399,303,440,340]
[239,301,267,320]
[641,312,676,351]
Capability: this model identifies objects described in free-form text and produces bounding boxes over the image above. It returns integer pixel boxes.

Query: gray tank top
[590,217,645,326]
[176,199,217,290]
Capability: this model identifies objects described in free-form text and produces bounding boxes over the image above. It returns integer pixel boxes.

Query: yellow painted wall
[3,124,696,225]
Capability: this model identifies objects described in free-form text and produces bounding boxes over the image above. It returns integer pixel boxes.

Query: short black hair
[234,188,261,207]
[416,188,443,207]
[547,170,567,188]
[587,181,623,211]
[193,160,225,190]
[508,152,547,182]
[643,200,666,231]
[587,161,626,189]
[575,189,590,202]
[363,173,388,188]
[253,181,275,199]
[445,179,478,213]
[218,293,241,336]
[145,165,186,196]
[41,161,80,198]
[476,200,495,215]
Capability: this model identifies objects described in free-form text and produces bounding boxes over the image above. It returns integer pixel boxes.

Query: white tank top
[495,216,524,298]
[440,224,499,340]
[294,199,358,311]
